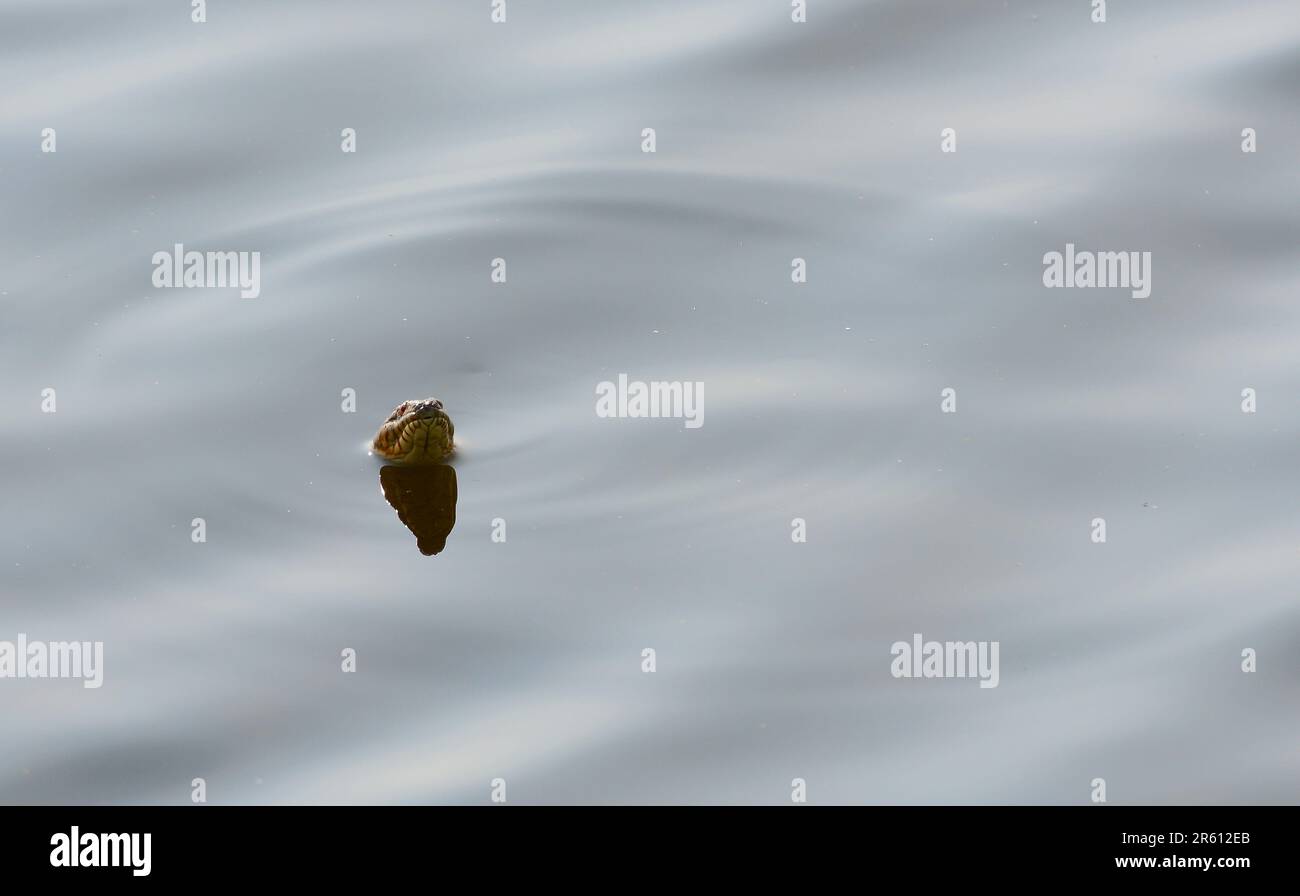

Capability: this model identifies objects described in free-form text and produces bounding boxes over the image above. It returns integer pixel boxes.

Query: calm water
[2,0,1298,804]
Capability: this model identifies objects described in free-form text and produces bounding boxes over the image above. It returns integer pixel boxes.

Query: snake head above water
[372,398,455,463]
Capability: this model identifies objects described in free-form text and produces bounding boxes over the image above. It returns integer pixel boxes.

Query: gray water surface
[2,0,1298,804]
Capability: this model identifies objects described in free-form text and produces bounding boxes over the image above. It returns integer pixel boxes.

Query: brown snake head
[372,398,455,463]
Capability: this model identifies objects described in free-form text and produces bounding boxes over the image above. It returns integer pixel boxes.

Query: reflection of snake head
[372,398,454,463]
[380,464,457,556]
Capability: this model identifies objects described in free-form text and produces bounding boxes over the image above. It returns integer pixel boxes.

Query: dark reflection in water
[379,464,458,556]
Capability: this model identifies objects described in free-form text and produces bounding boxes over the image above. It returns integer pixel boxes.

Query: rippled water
[2,0,1298,804]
